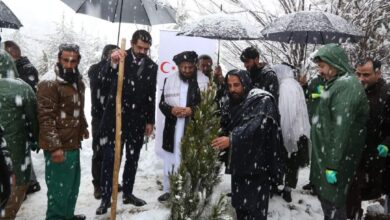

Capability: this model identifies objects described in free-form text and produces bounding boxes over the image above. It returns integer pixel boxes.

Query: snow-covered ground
[15,88,374,220]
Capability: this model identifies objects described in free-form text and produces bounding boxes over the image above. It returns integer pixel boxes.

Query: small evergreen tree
[168,84,229,220]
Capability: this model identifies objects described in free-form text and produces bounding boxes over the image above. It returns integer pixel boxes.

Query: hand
[171,107,186,118]
[211,136,230,150]
[182,107,192,117]
[377,144,389,157]
[145,123,154,137]
[83,129,89,139]
[325,169,337,184]
[51,149,65,163]
[298,74,308,86]
[110,49,127,65]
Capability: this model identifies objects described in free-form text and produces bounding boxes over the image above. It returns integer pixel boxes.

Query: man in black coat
[211,69,285,220]
[347,58,390,219]
[4,41,39,92]
[88,44,118,199]
[240,46,279,103]
[158,51,201,202]
[3,40,41,195]
[96,30,157,215]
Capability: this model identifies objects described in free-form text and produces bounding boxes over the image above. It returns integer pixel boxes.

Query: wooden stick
[111,38,126,220]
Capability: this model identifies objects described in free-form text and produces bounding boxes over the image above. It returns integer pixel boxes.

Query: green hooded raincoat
[309,44,369,207]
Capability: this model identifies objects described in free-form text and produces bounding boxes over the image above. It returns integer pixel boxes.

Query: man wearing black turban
[157,51,201,202]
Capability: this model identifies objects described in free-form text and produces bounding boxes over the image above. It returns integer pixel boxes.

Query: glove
[377,144,389,158]
[29,142,40,153]
[325,169,337,184]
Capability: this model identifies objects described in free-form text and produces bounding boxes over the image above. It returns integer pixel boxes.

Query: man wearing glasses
[37,44,88,220]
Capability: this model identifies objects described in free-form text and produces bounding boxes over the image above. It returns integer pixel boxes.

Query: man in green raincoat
[309,44,369,219]
[0,50,39,219]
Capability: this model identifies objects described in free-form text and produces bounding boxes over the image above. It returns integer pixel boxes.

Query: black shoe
[94,186,102,200]
[302,183,313,191]
[282,190,292,203]
[123,194,146,206]
[27,181,41,194]
[96,200,111,215]
[71,214,86,220]
[226,192,232,197]
[118,184,123,192]
[157,192,170,202]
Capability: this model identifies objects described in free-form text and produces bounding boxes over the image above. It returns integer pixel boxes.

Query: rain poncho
[273,64,310,153]
[309,44,369,207]
[0,50,38,185]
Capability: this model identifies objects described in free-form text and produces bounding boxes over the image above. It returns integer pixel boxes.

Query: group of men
[0,28,389,220]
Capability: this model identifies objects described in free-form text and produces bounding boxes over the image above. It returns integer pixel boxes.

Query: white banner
[154,30,217,158]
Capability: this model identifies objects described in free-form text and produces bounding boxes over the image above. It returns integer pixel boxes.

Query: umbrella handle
[217,39,220,65]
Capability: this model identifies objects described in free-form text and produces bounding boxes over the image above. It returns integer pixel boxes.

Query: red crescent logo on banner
[160,61,176,74]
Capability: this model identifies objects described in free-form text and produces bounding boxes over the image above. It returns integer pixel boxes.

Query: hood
[313,43,353,75]
[225,69,253,96]
[272,64,294,82]
[0,49,18,79]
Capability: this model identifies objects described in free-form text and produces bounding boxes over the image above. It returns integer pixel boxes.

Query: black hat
[240,46,259,62]
[173,51,198,65]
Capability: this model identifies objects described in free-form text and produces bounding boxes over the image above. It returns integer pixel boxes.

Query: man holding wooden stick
[96,30,157,215]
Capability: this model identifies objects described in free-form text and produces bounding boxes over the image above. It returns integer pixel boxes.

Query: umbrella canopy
[61,0,176,26]
[0,1,23,29]
[177,13,262,64]
[261,11,363,44]
[177,13,262,40]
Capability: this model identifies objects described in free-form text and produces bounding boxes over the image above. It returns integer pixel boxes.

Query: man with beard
[96,30,157,214]
[346,58,390,219]
[196,54,212,90]
[240,47,279,103]
[37,44,88,220]
[3,40,41,195]
[211,69,285,220]
[87,44,119,199]
[158,51,201,202]
[310,44,368,220]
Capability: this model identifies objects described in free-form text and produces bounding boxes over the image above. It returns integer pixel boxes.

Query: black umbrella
[61,0,176,43]
[0,1,22,29]
[261,11,363,44]
[177,13,262,64]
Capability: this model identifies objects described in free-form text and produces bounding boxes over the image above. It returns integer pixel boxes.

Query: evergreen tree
[168,84,229,220]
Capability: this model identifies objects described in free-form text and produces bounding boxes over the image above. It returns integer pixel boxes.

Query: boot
[96,200,111,215]
[157,192,170,202]
[123,194,146,206]
[71,214,86,220]
[282,190,292,203]
[27,181,41,194]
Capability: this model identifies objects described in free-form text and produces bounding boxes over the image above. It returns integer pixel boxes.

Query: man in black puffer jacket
[240,46,279,104]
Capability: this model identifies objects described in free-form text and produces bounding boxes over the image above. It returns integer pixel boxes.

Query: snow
[10,87,342,220]
[178,13,262,40]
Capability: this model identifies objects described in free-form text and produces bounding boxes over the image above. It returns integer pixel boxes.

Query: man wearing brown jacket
[37,44,88,220]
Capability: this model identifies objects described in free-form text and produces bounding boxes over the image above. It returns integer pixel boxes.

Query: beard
[56,63,80,84]
[229,92,245,105]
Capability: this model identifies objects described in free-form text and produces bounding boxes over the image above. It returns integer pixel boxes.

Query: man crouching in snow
[37,44,88,220]
[211,69,285,220]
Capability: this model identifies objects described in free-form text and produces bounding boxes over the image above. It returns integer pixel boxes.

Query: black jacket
[364,79,390,193]
[99,49,158,141]
[249,63,279,103]
[159,75,200,153]
[221,70,285,184]
[15,57,39,92]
